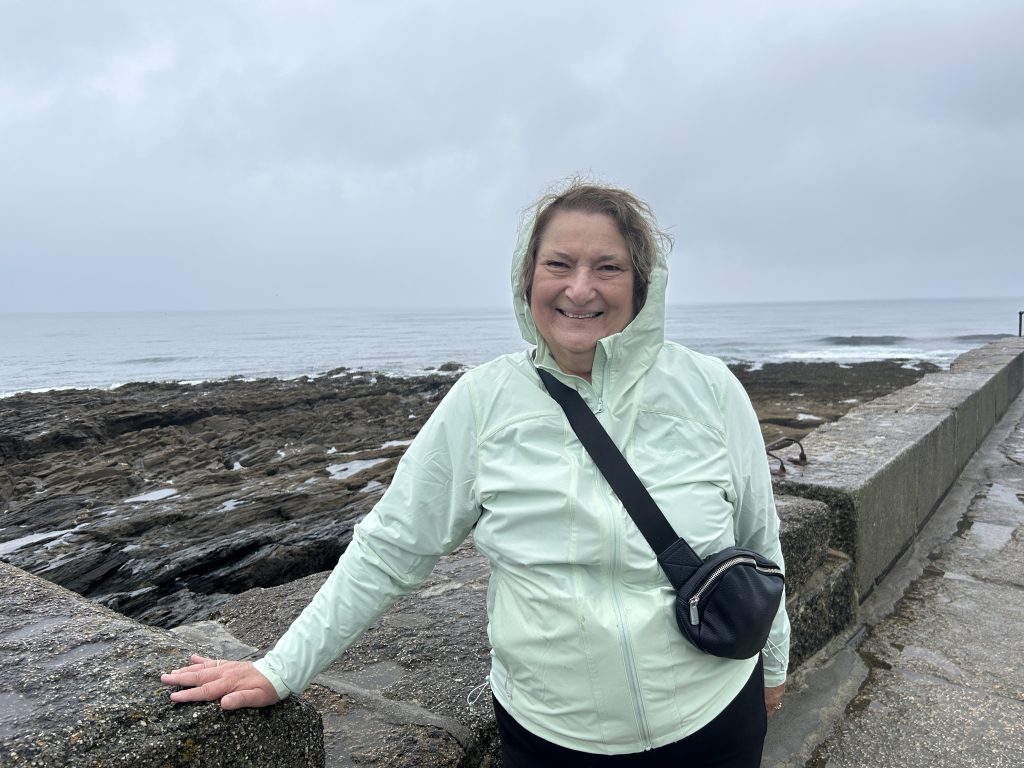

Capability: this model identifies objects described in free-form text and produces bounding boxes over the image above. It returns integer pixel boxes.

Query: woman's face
[529,210,635,380]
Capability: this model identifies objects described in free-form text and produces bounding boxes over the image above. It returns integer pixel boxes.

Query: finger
[164,663,207,677]
[165,656,218,675]
[162,664,233,689]
[166,658,237,679]
[169,677,231,704]
[220,686,275,711]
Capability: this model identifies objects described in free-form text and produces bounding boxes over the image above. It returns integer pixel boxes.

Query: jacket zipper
[688,557,784,625]
[581,376,652,749]
[604,428,652,750]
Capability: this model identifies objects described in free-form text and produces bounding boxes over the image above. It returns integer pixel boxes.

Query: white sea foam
[381,439,413,449]
[796,413,823,421]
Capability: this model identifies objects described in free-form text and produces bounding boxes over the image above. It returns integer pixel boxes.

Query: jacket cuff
[253,657,293,700]
[762,665,787,688]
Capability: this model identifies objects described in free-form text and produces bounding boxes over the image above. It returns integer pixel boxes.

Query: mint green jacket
[255,240,790,754]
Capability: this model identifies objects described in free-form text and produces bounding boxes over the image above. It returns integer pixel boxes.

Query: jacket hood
[511,217,669,390]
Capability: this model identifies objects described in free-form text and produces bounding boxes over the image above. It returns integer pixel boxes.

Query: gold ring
[216,659,222,668]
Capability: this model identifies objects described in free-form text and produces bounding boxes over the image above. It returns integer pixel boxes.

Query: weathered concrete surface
[775,496,855,669]
[775,338,1024,597]
[0,562,324,767]
[785,554,855,671]
[764,383,1024,767]
[775,496,830,590]
[761,647,869,768]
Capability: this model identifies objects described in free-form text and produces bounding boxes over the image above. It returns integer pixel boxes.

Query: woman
[162,181,789,766]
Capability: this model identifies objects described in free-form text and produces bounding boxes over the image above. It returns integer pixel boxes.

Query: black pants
[494,659,767,767]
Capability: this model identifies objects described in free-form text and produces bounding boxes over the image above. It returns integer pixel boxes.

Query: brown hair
[518,179,672,313]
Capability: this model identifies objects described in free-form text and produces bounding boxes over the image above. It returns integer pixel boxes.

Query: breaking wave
[117,356,193,365]
[953,333,1014,342]
[819,335,910,347]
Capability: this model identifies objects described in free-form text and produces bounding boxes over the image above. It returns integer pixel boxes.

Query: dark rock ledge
[0,371,456,628]
[0,360,930,631]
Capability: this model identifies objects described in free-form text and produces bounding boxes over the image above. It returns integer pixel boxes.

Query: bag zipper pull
[689,595,700,625]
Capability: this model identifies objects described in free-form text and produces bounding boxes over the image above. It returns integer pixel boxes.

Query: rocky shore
[0,360,935,629]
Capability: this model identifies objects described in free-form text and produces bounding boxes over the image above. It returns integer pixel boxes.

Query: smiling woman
[162,179,789,768]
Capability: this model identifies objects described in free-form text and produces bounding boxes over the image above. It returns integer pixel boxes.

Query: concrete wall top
[0,561,324,767]
[949,336,1024,374]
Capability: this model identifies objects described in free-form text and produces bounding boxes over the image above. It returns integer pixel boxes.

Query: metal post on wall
[1019,311,1023,337]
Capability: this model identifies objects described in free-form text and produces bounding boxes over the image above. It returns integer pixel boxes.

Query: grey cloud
[1,1,1021,312]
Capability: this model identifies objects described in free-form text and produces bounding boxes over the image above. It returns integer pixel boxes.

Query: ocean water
[1,298,1020,397]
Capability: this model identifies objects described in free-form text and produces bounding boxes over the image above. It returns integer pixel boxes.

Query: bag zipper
[688,557,784,625]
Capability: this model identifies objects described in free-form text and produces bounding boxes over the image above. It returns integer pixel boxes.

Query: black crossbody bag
[538,368,785,660]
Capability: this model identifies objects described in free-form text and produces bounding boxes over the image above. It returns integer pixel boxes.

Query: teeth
[559,310,600,319]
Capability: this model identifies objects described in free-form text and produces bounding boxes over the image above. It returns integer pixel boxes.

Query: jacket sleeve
[253,376,482,697]
[720,368,791,687]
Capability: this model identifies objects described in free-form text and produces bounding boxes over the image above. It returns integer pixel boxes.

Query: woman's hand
[161,654,280,710]
[764,683,785,719]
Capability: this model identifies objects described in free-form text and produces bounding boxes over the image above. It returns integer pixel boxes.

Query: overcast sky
[2,1,1022,313]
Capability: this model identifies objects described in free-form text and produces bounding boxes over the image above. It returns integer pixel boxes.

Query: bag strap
[537,368,703,570]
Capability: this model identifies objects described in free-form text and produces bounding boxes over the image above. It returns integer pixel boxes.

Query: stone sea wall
[775,337,1024,598]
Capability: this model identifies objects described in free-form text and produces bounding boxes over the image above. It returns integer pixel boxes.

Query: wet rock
[0,561,324,767]
[0,373,456,627]
[0,361,923,632]
[731,360,937,443]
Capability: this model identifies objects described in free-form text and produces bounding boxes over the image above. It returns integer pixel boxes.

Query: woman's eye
[599,264,625,273]
[544,260,571,271]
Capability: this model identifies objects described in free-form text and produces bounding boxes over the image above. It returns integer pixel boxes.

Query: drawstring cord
[763,636,788,668]
[466,677,491,713]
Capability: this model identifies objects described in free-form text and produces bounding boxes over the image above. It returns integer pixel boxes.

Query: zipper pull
[689,596,700,625]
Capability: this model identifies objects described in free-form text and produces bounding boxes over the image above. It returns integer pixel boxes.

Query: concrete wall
[0,561,325,767]
[775,338,1024,598]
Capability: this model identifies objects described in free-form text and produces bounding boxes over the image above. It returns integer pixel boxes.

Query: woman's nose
[563,268,597,304]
